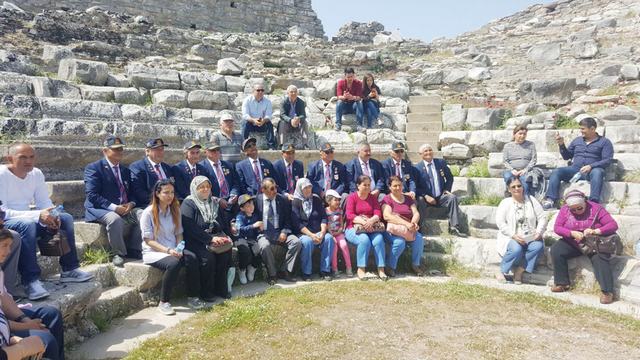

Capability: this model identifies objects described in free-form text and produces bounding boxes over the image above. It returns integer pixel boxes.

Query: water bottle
[175,240,185,254]
[50,204,64,218]
[569,172,582,184]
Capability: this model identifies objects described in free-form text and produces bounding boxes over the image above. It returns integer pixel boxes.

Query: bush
[555,114,579,129]
[465,159,490,178]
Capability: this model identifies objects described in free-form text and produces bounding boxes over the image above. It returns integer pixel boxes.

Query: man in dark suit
[273,143,305,201]
[254,178,301,284]
[414,144,467,237]
[345,142,385,196]
[306,142,349,198]
[172,140,206,201]
[130,138,174,209]
[277,85,308,149]
[200,141,241,210]
[382,142,417,199]
[84,136,140,266]
[235,138,278,196]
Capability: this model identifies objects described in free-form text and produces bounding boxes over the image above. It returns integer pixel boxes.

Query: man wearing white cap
[210,112,244,164]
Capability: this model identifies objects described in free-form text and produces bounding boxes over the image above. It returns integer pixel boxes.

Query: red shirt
[345,192,381,229]
[381,195,415,220]
[336,78,363,99]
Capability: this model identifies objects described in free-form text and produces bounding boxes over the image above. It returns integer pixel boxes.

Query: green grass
[449,165,461,177]
[89,312,111,332]
[81,247,111,266]
[465,159,490,178]
[460,193,503,206]
[554,113,580,129]
[623,170,640,183]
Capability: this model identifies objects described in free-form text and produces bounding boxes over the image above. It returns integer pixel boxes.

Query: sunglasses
[323,150,334,154]
[255,89,265,92]
[263,186,276,191]
[509,184,523,189]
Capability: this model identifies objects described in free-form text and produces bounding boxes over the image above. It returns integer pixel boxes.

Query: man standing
[235,138,278,196]
[0,143,93,300]
[172,140,206,201]
[200,141,240,211]
[130,138,174,209]
[84,136,140,267]
[382,142,417,199]
[414,144,467,238]
[542,117,613,209]
[242,84,276,150]
[335,67,364,132]
[306,142,349,198]
[210,112,244,164]
[345,143,385,196]
[273,143,305,201]
[278,85,308,149]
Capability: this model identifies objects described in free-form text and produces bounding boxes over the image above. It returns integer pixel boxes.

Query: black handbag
[578,209,622,256]
[38,230,71,257]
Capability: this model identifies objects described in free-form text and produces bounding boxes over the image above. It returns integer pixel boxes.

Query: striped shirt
[210,130,244,163]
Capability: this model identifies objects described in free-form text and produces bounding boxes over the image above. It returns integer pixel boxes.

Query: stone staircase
[406,95,442,162]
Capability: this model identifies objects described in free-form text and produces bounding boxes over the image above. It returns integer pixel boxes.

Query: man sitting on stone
[542,117,613,209]
[273,143,305,201]
[0,205,23,296]
[210,112,244,164]
[382,142,417,199]
[414,144,467,238]
[172,140,206,201]
[235,138,278,196]
[200,141,240,211]
[278,85,309,149]
[0,143,93,300]
[335,67,364,132]
[242,84,276,150]
[130,138,174,209]
[346,143,385,198]
[306,142,350,199]
[84,136,140,267]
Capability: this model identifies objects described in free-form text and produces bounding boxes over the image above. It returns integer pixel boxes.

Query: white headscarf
[293,178,314,217]
[185,176,219,224]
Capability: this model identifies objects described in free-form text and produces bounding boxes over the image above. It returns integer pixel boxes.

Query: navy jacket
[254,194,292,237]
[306,159,349,196]
[84,158,134,222]
[199,159,241,199]
[235,157,278,196]
[414,158,454,198]
[172,160,207,201]
[273,158,305,195]
[345,157,385,193]
[130,157,174,208]
[291,195,327,234]
[381,157,417,194]
[235,211,261,240]
[280,97,307,124]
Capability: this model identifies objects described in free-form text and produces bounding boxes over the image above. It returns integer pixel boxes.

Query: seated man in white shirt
[0,143,93,301]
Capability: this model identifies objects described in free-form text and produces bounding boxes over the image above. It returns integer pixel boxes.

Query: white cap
[325,189,341,200]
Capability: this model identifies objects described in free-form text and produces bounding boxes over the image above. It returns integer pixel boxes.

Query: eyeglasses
[255,89,265,92]
[569,206,585,213]
[509,184,523,189]
[263,186,276,191]
[323,150,334,154]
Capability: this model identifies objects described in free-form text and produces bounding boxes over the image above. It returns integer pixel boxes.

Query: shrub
[465,159,490,178]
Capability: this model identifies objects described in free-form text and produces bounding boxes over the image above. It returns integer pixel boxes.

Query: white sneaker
[158,301,175,315]
[238,269,248,285]
[247,265,257,282]
[60,269,94,283]
[26,280,49,301]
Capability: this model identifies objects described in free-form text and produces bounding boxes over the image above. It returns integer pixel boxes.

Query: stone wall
[14,0,324,37]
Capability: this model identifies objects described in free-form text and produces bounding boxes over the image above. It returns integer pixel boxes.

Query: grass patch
[449,165,461,177]
[623,170,640,183]
[460,193,503,206]
[81,247,111,266]
[554,113,580,129]
[89,312,111,332]
[465,159,490,178]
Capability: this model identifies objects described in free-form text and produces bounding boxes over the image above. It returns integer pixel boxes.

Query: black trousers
[550,239,614,293]
[186,241,231,298]
[150,249,199,302]
[235,238,261,270]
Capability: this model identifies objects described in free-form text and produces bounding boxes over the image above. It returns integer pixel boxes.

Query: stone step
[405,121,443,132]
[407,113,441,123]
[406,131,441,143]
[409,104,442,114]
[85,286,145,329]
[406,140,441,152]
[409,95,442,106]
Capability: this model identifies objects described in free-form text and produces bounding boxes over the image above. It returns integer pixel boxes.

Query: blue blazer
[273,159,305,195]
[414,158,454,198]
[345,157,385,193]
[84,158,133,222]
[306,159,349,196]
[254,193,292,235]
[172,160,207,201]
[235,157,278,196]
[381,157,417,194]
[199,159,241,199]
[130,157,174,208]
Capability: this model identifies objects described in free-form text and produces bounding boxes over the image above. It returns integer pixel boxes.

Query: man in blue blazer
[306,142,349,198]
[84,136,140,266]
[235,138,279,196]
[273,143,305,200]
[130,138,174,209]
[200,141,241,210]
[414,144,467,237]
[345,142,385,196]
[382,142,417,199]
[172,140,206,201]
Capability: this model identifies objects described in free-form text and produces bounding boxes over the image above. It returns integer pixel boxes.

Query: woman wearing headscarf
[291,178,334,281]
[181,176,233,302]
[550,190,619,304]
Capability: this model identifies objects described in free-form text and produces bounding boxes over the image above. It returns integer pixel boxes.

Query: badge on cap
[282,143,295,152]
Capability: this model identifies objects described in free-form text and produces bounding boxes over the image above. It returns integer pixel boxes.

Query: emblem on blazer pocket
[223,168,230,175]
[264,169,270,176]
[334,174,339,180]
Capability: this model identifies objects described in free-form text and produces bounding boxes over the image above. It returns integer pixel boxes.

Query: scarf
[185,175,219,224]
[294,178,313,217]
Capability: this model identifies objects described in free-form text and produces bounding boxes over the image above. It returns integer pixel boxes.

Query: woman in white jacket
[495,177,547,283]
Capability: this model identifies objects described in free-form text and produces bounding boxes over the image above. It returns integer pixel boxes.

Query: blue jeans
[13,306,64,360]
[300,233,334,275]
[502,171,530,195]
[363,101,379,128]
[500,239,544,274]
[345,228,385,268]
[241,120,276,149]
[335,100,364,127]
[385,232,425,270]
[545,166,605,202]
[635,240,640,258]
[4,212,80,284]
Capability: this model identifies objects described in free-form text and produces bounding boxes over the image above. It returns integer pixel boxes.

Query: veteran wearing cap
[200,140,241,210]
[241,84,277,150]
[306,142,350,198]
[235,138,278,196]
[210,112,244,163]
[172,140,207,201]
[84,135,140,267]
[130,138,174,209]
[273,143,305,200]
[382,142,417,199]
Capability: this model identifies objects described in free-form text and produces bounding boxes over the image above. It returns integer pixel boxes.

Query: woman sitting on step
[549,190,619,304]
[362,73,382,128]
[495,177,547,284]
[502,125,539,196]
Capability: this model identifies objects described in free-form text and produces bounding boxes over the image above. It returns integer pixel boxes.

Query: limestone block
[466,108,508,130]
[442,143,472,160]
[42,45,73,71]
[505,115,532,129]
[562,180,627,205]
[153,90,188,108]
[443,69,467,85]
[40,98,121,120]
[189,44,221,64]
[114,262,163,292]
[50,79,81,99]
[31,77,52,97]
[383,97,407,113]
[0,50,36,75]
[312,79,337,99]
[106,74,130,88]
[197,72,227,91]
[74,222,108,248]
[121,104,167,123]
[615,153,640,172]
[365,128,403,145]
[80,85,116,102]
[620,64,640,81]
[571,39,598,59]
[0,72,32,95]
[315,130,355,151]
[519,78,576,106]
[126,64,180,89]
[450,177,471,197]
[187,90,229,110]
[438,131,469,147]
[114,88,147,105]
[58,58,109,86]
[451,236,501,269]
[417,70,443,86]
[527,42,561,65]
[442,108,467,130]
[461,205,498,230]
[467,67,491,81]
[472,54,492,67]
[596,105,639,126]
[377,80,410,100]
[605,126,640,153]
[191,109,219,125]
[217,58,245,75]
[467,130,511,155]
[467,178,505,198]
[0,95,42,118]
[587,75,619,89]
[166,108,192,122]
[224,76,247,92]
[514,103,547,116]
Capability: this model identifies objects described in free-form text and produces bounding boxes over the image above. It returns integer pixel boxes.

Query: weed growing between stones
[554,113,580,129]
[89,312,111,332]
[449,164,461,177]
[623,170,640,183]
[81,247,111,266]
[460,193,502,206]
[465,159,490,178]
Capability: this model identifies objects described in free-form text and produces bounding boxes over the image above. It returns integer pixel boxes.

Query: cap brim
[108,144,125,149]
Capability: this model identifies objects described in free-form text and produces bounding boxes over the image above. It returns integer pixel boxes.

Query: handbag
[386,214,417,241]
[37,230,71,257]
[207,236,233,254]
[578,208,623,256]
[354,216,385,234]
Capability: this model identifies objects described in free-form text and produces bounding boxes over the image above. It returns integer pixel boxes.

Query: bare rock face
[519,78,576,106]
[332,21,385,44]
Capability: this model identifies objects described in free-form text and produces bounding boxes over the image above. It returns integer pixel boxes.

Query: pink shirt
[554,201,618,245]
[381,195,415,220]
[336,78,363,99]
[345,192,381,229]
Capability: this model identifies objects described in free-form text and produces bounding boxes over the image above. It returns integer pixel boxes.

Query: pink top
[336,78,363,99]
[554,201,618,245]
[381,194,415,220]
[345,192,381,229]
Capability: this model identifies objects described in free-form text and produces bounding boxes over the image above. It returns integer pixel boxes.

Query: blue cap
[319,142,334,152]
[242,137,257,150]
[103,135,125,149]
[281,143,296,152]
[183,140,202,151]
[146,138,168,149]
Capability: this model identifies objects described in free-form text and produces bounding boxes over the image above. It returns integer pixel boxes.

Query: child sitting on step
[326,190,353,277]
[234,195,261,285]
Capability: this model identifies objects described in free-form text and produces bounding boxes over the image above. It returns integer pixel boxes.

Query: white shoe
[26,280,49,301]
[247,265,257,282]
[238,269,248,285]
[60,269,94,283]
[158,301,175,315]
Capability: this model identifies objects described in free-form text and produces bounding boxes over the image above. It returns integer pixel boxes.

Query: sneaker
[449,227,468,238]
[377,118,384,126]
[334,124,341,131]
[112,255,125,268]
[542,199,555,210]
[321,272,332,282]
[60,269,94,283]
[158,301,175,315]
[26,280,49,301]
[345,268,354,277]
[246,265,257,282]
[187,297,205,310]
[301,274,312,282]
[227,267,236,294]
[238,269,248,285]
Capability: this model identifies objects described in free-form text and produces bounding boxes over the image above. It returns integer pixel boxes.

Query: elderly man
[130,138,174,209]
[84,136,140,267]
[345,143,385,197]
[273,143,305,200]
[0,143,93,300]
[210,112,244,164]
[172,140,206,201]
[277,85,308,149]
[414,144,467,238]
[382,142,417,199]
[542,117,614,209]
[242,84,276,150]
[335,67,364,132]
[200,141,240,210]
[306,142,349,198]
[235,138,278,196]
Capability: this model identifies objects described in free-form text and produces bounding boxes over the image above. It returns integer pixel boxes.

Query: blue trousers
[13,306,64,360]
[241,120,276,149]
[500,239,544,274]
[300,233,334,275]
[502,171,531,195]
[363,101,379,128]
[345,229,385,268]
[4,212,80,285]
[545,166,605,202]
[335,100,364,127]
[385,232,424,270]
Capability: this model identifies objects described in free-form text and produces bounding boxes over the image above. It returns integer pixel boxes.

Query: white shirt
[147,158,167,179]
[105,158,124,212]
[422,160,441,198]
[0,165,53,222]
[262,196,279,229]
